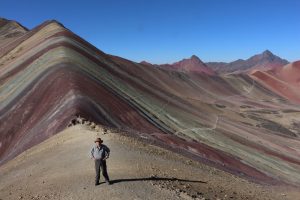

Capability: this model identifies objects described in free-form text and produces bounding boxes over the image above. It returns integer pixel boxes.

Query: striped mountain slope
[1,20,300,186]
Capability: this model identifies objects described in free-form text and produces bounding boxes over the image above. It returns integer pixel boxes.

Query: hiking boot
[95,182,100,186]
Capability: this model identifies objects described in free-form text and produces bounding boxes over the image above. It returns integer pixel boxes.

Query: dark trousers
[94,159,109,183]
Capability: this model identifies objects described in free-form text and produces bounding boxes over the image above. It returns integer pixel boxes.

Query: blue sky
[1,0,299,63]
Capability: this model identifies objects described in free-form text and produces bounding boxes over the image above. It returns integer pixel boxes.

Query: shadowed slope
[1,20,300,186]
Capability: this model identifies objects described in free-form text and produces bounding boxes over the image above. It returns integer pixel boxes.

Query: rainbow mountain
[1,18,300,186]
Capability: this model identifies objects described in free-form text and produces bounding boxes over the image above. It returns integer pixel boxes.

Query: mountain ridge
[139,50,288,75]
[1,18,300,186]
[206,50,289,74]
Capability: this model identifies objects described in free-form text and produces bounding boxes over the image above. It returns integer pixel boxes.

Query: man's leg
[100,160,110,183]
[94,159,101,185]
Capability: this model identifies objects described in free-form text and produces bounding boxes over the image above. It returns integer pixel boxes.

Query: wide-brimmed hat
[94,137,103,143]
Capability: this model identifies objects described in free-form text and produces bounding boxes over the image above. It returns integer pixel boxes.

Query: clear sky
[1,0,299,63]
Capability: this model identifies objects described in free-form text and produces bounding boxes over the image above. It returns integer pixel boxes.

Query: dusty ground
[0,125,299,200]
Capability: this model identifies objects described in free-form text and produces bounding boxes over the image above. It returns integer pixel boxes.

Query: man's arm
[103,145,110,160]
[90,146,95,159]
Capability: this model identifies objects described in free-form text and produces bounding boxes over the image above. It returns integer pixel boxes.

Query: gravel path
[0,125,298,200]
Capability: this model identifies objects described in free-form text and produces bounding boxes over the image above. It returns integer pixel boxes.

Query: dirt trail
[0,125,298,200]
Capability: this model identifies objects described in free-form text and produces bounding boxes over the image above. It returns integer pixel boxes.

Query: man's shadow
[99,176,207,185]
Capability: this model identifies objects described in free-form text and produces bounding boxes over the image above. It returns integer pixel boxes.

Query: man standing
[90,137,111,186]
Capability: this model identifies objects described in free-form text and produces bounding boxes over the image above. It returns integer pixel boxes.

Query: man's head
[94,137,103,146]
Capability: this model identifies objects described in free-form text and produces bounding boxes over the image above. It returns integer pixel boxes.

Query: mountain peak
[0,18,28,30]
[0,18,28,39]
[206,50,289,74]
[245,50,289,72]
[261,50,275,58]
[46,19,66,29]
[140,60,153,66]
[170,55,215,75]
[190,54,200,61]
[262,49,272,55]
[0,17,9,25]
[174,55,204,66]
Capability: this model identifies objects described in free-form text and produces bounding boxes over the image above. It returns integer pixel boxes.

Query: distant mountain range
[141,50,289,75]
[206,50,289,74]
[144,55,215,75]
